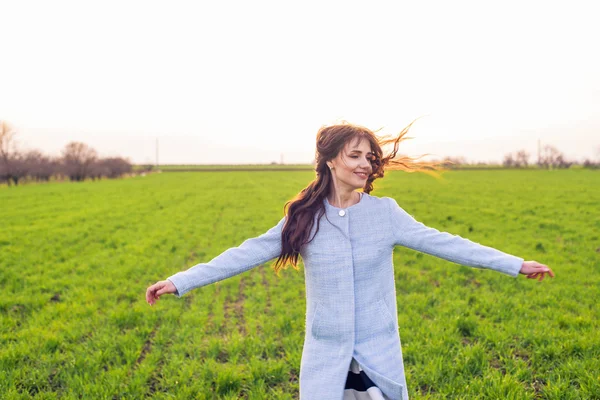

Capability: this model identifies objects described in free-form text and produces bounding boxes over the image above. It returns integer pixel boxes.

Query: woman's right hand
[146,280,177,305]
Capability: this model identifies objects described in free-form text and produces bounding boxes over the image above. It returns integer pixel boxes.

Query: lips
[354,172,368,179]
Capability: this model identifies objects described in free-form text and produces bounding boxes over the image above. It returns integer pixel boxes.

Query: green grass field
[1,170,598,399]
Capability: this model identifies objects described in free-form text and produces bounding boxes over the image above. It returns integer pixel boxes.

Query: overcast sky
[1,0,598,164]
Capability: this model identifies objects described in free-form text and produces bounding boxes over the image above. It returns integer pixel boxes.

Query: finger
[146,287,155,304]
[146,283,162,304]
[147,282,159,293]
[156,287,170,296]
[532,267,553,278]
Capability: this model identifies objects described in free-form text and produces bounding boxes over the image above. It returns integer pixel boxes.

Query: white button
[338,210,346,217]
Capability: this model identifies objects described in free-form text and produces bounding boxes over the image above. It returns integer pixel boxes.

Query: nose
[359,157,371,170]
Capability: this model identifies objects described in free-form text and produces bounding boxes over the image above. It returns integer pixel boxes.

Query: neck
[327,188,360,208]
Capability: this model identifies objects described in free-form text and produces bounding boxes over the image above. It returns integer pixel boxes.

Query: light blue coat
[167,193,523,400]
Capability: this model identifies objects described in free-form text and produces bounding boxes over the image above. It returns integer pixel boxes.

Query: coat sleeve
[167,216,286,297]
[386,197,523,277]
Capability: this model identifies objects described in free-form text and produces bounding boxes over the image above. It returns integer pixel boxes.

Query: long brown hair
[273,119,437,274]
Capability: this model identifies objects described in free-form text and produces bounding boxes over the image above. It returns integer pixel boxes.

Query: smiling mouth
[354,172,368,179]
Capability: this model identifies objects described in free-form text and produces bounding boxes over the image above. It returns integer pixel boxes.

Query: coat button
[338,210,346,217]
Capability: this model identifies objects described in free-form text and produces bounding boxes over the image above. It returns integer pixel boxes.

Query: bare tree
[61,142,98,181]
[538,145,571,169]
[22,150,59,182]
[514,150,530,167]
[0,120,18,185]
[89,159,109,180]
[103,157,132,178]
[503,153,514,168]
[8,152,30,185]
[88,157,133,180]
[503,150,530,168]
[441,156,467,169]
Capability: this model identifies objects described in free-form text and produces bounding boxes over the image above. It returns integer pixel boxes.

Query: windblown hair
[273,119,438,274]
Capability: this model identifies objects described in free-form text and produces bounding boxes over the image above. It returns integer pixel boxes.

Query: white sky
[1,0,598,164]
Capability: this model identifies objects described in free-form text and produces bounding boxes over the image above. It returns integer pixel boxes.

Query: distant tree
[538,145,571,169]
[503,150,529,168]
[89,159,109,180]
[90,157,132,179]
[503,153,514,168]
[61,142,98,181]
[22,150,59,182]
[106,157,132,178]
[441,156,467,169]
[514,150,530,167]
[0,120,19,185]
[583,159,599,169]
[10,152,31,185]
[582,145,600,169]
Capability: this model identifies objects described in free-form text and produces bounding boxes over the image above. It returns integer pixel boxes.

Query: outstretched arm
[387,197,553,279]
[146,216,286,304]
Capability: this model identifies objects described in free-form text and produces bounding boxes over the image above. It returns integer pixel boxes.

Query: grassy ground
[1,169,598,399]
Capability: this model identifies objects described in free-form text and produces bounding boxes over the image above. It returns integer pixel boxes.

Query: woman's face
[328,137,374,191]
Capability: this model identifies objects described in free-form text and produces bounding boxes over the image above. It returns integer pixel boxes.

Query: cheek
[342,164,357,176]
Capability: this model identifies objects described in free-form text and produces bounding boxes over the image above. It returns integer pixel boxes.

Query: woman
[146,122,554,400]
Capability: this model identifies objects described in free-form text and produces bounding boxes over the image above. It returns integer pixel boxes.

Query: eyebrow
[348,149,374,155]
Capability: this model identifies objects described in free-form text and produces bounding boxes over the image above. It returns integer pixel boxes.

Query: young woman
[146,122,554,400]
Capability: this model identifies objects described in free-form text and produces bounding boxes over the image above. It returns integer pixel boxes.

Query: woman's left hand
[519,261,555,281]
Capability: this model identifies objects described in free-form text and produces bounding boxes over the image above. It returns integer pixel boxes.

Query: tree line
[431,145,599,170]
[502,145,600,169]
[1,121,133,186]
